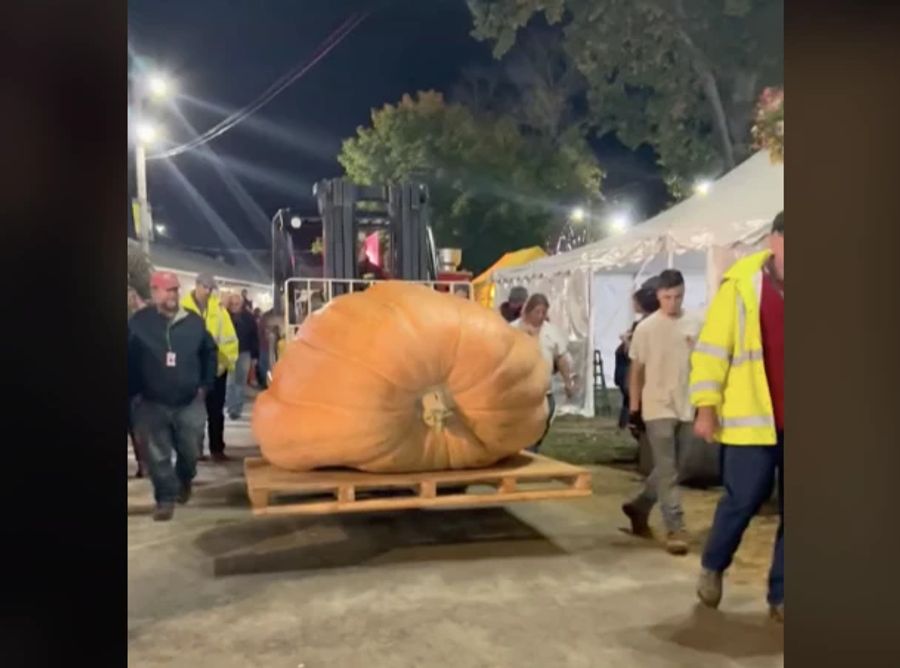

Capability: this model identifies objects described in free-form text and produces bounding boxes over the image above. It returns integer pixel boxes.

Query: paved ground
[128,410,783,668]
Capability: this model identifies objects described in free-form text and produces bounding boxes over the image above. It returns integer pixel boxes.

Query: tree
[454,26,588,147]
[468,0,784,196]
[128,242,153,300]
[338,91,603,272]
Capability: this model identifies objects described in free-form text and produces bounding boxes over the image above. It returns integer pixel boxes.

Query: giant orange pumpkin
[252,282,550,472]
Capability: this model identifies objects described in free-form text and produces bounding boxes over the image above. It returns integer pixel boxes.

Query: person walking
[615,278,661,429]
[181,273,238,462]
[500,286,528,323]
[512,294,576,452]
[128,272,217,521]
[621,269,703,556]
[225,294,259,420]
[691,212,785,622]
[128,286,148,478]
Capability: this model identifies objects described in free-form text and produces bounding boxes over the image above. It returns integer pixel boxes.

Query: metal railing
[282,277,474,341]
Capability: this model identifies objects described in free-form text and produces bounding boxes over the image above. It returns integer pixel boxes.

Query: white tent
[494,150,784,417]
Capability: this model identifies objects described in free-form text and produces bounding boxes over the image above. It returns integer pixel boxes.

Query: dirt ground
[542,414,780,589]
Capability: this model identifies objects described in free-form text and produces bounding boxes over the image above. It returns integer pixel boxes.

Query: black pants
[527,393,556,453]
[204,372,228,454]
[618,389,630,429]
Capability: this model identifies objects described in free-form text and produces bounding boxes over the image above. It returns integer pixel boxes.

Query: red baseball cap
[150,271,180,291]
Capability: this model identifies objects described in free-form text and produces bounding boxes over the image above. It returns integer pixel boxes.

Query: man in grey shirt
[622,269,703,555]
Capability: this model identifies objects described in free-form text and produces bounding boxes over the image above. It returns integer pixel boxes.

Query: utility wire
[147,11,369,160]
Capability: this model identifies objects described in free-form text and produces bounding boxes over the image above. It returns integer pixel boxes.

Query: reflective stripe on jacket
[690,250,777,446]
[181,293,239,375]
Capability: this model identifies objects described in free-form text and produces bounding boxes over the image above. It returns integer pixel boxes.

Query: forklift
[270,178,473,349]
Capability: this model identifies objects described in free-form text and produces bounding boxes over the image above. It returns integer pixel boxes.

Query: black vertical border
[788,0,900,664]
[0,3,127,666]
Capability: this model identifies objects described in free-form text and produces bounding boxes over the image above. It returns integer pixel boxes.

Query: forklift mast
[271,178,440,314]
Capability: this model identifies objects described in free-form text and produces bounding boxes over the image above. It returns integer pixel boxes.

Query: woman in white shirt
[512,294,575,452]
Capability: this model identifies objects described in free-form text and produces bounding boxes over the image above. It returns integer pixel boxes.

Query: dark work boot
[153,503,175,522]
[622,502,652,538]
[176,481,193,505]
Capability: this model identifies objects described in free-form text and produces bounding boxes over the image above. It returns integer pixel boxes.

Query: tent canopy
[496,151,783,282]
[472,246,546,306]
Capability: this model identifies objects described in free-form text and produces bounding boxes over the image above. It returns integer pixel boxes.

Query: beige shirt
[629,310,704,421]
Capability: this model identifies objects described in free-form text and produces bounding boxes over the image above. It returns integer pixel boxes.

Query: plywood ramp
[244,452,593,516]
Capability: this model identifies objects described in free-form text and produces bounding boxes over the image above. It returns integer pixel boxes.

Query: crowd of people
[499,211,784,621]
[127,211,783,620]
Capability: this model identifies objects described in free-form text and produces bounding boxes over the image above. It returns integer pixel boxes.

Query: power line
[147,11,369,160]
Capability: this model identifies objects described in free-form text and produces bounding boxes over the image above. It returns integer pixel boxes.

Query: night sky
[128,0,666,264]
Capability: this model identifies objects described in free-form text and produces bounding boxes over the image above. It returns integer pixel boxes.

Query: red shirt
[760,271,784,430]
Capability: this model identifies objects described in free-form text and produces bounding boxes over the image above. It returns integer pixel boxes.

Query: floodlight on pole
[147,73,173,100]
[290,216,303,229]
[694,179,713,196]
[609,212,631,234]
[136,121,162,145]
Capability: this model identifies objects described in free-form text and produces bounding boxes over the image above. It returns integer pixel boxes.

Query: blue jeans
[225,352,252,419]
[134,397,206,505]
[702,432,784,605]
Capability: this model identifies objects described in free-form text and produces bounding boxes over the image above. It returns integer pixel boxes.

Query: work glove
[628,410,645,440]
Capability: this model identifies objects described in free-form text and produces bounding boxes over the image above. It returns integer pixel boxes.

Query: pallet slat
[244,452,592,516]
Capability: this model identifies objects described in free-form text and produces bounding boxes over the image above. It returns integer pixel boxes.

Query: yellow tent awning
[472,246,546,308]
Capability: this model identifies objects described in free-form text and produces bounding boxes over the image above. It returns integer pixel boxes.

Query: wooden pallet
[244,452,593,516]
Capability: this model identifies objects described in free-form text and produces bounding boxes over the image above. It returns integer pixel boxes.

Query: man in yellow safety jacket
[690,211,784,622]
[181,273,239,462]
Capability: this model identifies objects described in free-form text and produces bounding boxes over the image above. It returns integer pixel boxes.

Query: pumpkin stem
[421,386,454,431]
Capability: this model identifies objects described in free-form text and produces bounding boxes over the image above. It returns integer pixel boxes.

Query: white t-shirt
[512,318,569,378]
[628,309,704,422]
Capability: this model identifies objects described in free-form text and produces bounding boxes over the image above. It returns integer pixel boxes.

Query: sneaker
[622,502,652,538]
[211,452,231,463]
[769,602,784,623]
[665,530,690,555]
[176,482,193,505]
[697,568,723,608]
[153,503,175,522]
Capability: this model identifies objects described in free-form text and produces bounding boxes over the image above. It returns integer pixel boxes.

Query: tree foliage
[338,91,603,272]
[468,0,784,195]
[452,26,588,147]
[128,242,153,299]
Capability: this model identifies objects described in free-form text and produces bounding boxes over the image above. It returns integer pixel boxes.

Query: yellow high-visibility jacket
[690,250,778,446]
[181,293,239,376]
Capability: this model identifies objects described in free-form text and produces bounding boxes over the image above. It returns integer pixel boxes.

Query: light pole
[131,71,171,254]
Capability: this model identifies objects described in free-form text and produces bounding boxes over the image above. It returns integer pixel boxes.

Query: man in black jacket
[128,271,218,521]
[225,294,259,420]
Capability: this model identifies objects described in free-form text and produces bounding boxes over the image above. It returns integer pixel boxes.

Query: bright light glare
[290,216,303,229]
[610,212,630,233]
[694,179,713,196]
[136,121,161,145]
[147,73,172,99]
[155,223,167,235]
[570,206,586,223]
